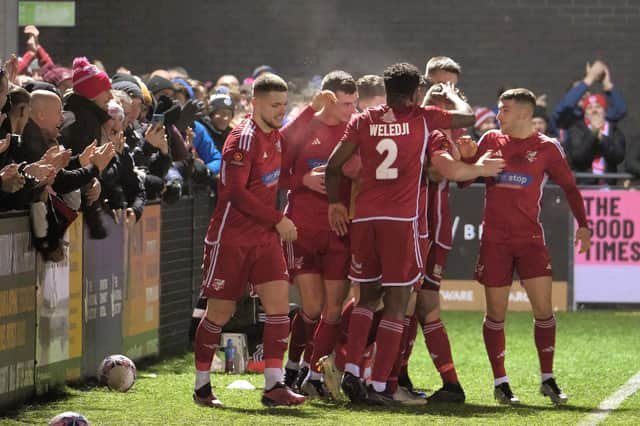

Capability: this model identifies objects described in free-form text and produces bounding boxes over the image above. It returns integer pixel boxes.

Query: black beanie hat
[146,75,175,94]
[209,94,234,115]
[113,81,144,100]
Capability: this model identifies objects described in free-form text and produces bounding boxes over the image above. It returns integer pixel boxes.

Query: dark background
[27,0,640,141]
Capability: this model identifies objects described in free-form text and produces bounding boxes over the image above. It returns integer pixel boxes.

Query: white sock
[195,370,210,390]
[264,367,283,391]
[370,380,386,393]
[345,363,360,377]
[309,370,322,381]
[285,360,300,370]
[541,373,554,382]
[494,376,509,386]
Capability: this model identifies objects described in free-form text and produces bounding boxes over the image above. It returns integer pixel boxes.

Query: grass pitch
[2,311,639,425]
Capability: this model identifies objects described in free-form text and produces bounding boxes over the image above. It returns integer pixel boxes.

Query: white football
[48,411,90,426]
[98,354,137,392]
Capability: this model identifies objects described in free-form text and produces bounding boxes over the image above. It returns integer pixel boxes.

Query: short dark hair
[383,62,421,106]
[321,70,357,94]
[8,86,30,106]
[357,75,385,100]
[252,73,288,96]
[499,88,536,112]
[426,56,461,80]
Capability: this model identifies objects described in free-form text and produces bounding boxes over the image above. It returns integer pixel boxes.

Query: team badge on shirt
[526,150,538,163]
[275,139,282,152]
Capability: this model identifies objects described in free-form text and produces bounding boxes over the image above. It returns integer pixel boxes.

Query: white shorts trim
[381,272,422,287]
[348,275,383,283]
[352,215,417,223]
[423,275,441,286]
[435,241,452,250]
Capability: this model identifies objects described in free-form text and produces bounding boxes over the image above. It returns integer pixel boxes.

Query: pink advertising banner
[574,190,640,304]
[575,190,640,266]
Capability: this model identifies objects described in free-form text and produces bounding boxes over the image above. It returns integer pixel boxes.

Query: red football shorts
[201,240,289,301]
[283,227,350,281]
[422,243,450,291]
[475,240,552,287]
[348,219,422,287]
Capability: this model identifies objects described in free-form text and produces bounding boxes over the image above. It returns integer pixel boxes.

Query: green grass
[2,311,639,425]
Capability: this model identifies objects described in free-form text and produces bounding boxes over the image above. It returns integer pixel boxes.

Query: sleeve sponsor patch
[229,151,245,166]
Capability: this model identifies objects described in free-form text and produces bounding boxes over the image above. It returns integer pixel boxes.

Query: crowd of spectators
[0,26,636,261]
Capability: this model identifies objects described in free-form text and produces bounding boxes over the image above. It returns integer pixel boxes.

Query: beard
[261,114,284,130]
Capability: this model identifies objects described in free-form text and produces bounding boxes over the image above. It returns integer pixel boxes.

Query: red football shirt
[343,105,451,222]
[426,129,459,248]
[473,130,588,243]
[282,113,350,231]
[205,117,284,247]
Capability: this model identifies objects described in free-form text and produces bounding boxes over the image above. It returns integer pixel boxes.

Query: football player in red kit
[408,83,506,404]
[192,73,305,408]
[465,89,592,405]
[325,63,475,405]
[280,71,358,397]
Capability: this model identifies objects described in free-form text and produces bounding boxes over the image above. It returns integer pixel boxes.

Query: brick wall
[34,0,639,139]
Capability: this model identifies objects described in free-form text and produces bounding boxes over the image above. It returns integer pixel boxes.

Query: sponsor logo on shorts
[546,263,552,270]
[261,169,280,186]
[494,172,532,188]
[212,279,225,291]
[311,138,322,145]
[307,159,327,169]
[294,257,304,270]
[475,263,485,276]
[433,264,443,279]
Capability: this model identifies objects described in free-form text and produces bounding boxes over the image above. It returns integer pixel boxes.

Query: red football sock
[194,317,222,371]
[534,316,556,376]
[423,318,458,384]
[333,301,354,372]
[344,307,374,377]
[287,311,306,364]
[483,316,506,380]
[387,317,412,394]
[263,315,291,369]
[401,315,418,372]
[310,318,341,372]
[370,316,405,392]
[300,312,319,365]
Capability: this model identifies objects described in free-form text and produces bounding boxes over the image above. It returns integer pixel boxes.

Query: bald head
[30,90,64,139]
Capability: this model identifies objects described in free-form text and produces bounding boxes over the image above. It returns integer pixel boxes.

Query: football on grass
[98,354,137,392]
[48,411,90,426]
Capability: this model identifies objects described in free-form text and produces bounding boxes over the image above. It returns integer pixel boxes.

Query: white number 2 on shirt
[375,138,398,180]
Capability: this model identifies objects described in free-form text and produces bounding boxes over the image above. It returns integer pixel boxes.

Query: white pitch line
[578,370,640,426]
